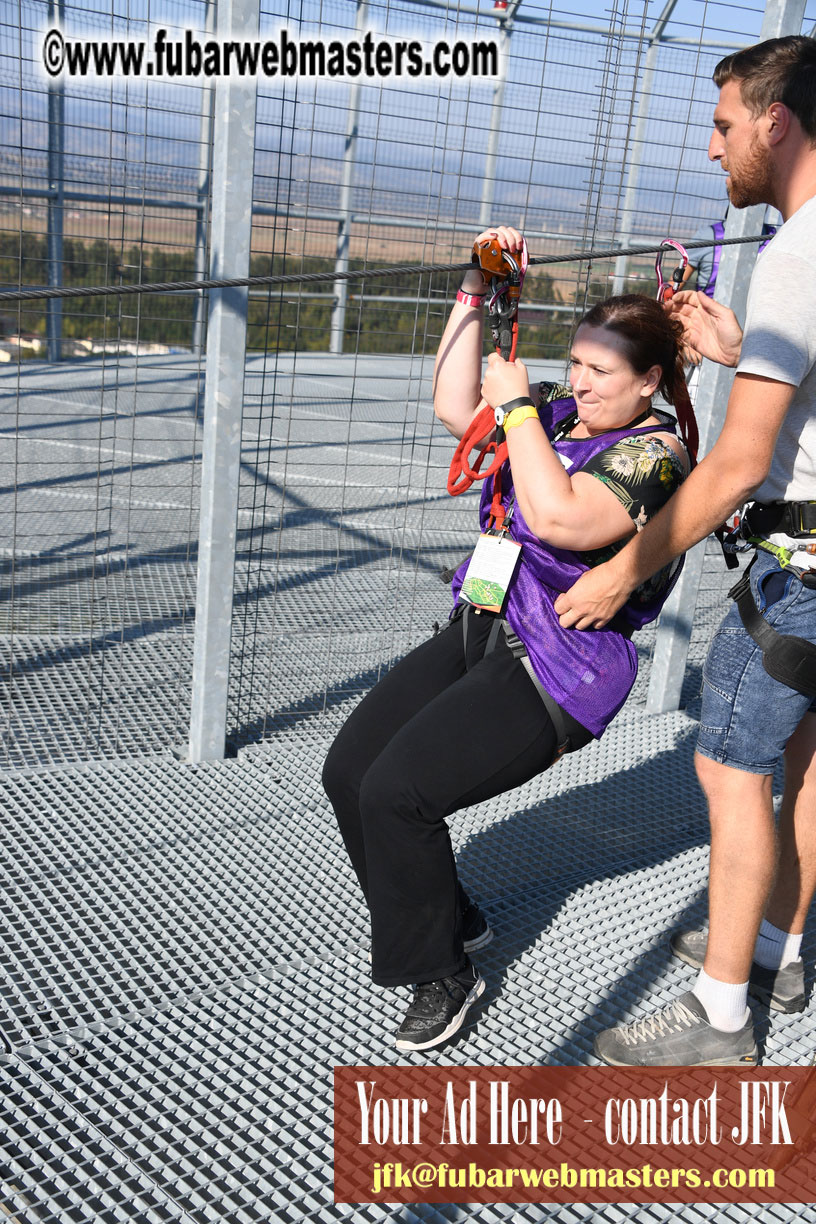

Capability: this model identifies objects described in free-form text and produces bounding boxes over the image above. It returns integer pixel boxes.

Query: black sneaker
[462,898,493,953]
[395,960,485,1051]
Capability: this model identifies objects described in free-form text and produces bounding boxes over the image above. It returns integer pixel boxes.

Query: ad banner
[334,1065,816,1204]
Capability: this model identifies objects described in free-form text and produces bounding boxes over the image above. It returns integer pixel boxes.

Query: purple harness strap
[703,220,777,298]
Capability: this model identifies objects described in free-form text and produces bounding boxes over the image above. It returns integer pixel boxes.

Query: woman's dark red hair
[578,294,698,460]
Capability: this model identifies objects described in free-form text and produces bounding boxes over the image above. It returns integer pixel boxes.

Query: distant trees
[0,232,570,358]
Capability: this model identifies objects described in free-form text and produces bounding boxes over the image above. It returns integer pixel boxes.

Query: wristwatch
[493,397,536,429]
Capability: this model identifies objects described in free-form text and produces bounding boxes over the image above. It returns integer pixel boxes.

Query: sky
[2,0,816,259]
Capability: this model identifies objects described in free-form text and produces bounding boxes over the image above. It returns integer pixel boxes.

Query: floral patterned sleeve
[580,433,687,531]
[578,433,688,604]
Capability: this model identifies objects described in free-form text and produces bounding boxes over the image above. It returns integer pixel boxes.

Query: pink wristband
[456,289,486,307]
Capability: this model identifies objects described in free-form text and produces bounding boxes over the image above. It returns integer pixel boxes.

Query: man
[682,207,778,298]
[555,35,816,1066]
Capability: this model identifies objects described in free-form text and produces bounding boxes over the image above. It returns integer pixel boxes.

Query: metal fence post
[478,1,522,230]
[610,0,678,296]
[329,0,367,356]
[46,0,65,362]
[188,0,258,762]
[192,0,216,357]
[646,0,807,715]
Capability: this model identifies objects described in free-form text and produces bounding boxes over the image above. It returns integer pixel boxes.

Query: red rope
[674,377,699,464]
[446,404,507,489]
[446,306,520,529]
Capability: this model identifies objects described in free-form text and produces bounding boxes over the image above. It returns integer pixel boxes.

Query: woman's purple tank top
[450,396,684,737]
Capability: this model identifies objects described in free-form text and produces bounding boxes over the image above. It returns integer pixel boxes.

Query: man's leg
[592,743,764,1064]
[690,752,777,1032]
[765,711,816,936]
[594,552,815,1066]
[695,752,776,985]
[676,717,816,1019]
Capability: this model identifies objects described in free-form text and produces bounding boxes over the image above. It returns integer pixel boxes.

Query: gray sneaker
[671,928,805,1014]
[594,992,758,1067]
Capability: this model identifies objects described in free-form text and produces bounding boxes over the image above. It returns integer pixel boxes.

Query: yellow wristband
[504,404,539,431]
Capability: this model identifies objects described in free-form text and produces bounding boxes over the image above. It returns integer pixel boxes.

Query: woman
[322,225,690,1052]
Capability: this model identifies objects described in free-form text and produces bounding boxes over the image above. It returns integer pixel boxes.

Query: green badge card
[459,534,522,613]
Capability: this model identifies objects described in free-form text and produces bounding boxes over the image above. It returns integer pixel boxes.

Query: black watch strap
[494,396,536,425]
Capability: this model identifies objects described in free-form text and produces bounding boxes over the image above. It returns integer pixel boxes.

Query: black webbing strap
[729,561,816,697]
[744,501,816,538]
[461,605,506,663]
[441,556,471,584]
[499,622,571,758]
[485,614,504,656]
[456,606,584,758]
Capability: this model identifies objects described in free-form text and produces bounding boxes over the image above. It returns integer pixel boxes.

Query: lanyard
[487,494,515,536]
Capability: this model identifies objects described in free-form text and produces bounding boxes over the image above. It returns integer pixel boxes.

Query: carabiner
[484,239,528,361]
[655,239,689,303]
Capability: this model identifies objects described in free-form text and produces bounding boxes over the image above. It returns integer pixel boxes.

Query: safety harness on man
[728,558,816,696]
[722,502,816,696]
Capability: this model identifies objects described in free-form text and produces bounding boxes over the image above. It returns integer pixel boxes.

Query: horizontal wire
[0,234,766,304]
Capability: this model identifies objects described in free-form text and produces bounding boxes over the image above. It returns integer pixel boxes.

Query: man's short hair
[714,35,816,141]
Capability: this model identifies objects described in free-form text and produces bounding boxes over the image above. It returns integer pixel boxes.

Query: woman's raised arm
[433,225,530,439]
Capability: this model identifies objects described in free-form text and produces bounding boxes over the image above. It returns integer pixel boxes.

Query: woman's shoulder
[537,380,572,406]
[590,429,687,487]
[579,426,687,530]
[536,381,575,435]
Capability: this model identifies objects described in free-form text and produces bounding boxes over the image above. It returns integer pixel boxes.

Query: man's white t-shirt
[738,194,816,533]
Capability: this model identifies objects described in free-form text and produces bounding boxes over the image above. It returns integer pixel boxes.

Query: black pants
[322,608,589,987]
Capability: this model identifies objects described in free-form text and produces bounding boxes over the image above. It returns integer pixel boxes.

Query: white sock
[692,968,750,1032]
[753,919,802,970]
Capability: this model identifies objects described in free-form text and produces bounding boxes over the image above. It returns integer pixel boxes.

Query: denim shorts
[696,547,816,774]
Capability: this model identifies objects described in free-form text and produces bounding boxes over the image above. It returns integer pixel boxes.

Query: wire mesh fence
[1,0,214,766]
[2,0,813,769]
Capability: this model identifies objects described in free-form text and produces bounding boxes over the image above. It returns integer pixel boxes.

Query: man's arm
[553,373,796,629]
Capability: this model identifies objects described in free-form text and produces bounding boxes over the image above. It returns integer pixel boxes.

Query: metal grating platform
[4,357,809,1223]
[2,717,814,1223]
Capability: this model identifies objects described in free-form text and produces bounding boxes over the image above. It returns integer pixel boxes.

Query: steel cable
[0,234,769,303]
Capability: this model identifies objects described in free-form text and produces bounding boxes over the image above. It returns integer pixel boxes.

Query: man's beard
[725,134,775,208]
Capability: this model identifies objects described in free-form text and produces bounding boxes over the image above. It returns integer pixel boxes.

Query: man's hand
[554,561,634,629]
[665,290,743,367]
